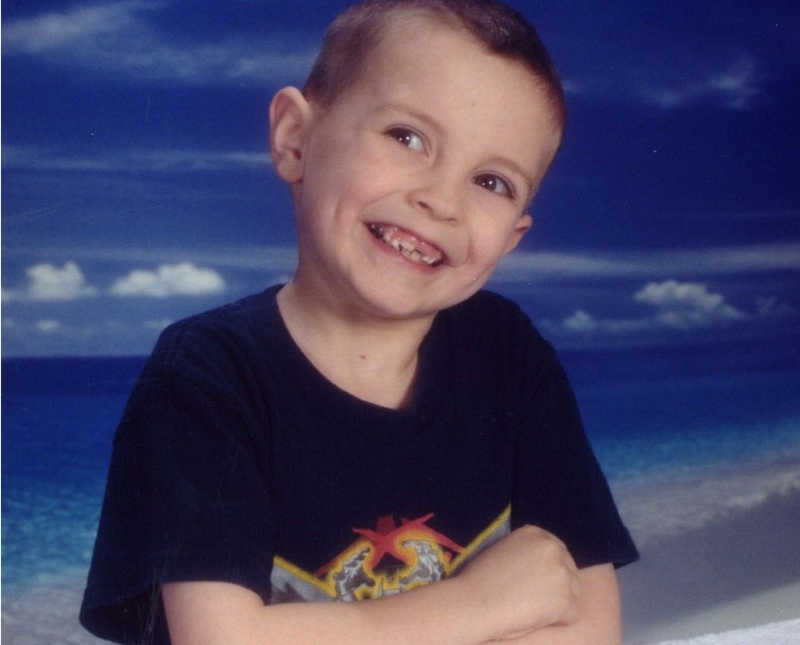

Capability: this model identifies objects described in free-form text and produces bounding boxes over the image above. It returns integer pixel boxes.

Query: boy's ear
[269,87,314,184]
[504,213,533,254]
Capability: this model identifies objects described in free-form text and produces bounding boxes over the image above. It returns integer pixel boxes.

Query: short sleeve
[510,331,638,570]
[80,321,275,643]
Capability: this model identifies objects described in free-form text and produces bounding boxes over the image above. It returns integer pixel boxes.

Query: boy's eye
[475,173,514,198]
[387,127,425,152]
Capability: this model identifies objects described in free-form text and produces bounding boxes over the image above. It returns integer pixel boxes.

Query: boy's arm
[483,564,622,645]
[163,525,583,645]
[164,575,477,645]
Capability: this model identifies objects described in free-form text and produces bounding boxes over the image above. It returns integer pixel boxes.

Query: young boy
[80,1,637,643]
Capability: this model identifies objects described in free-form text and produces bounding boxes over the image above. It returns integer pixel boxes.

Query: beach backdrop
[3,341,800,643]
[3,0,799,643]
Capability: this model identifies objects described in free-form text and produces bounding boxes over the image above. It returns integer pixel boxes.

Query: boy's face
[277,13,562,321]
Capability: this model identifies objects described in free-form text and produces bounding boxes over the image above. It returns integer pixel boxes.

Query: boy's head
[270,1,565,320]
[303,0,566,129]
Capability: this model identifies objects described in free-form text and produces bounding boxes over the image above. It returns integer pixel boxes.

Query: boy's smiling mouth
[366,222,444,267]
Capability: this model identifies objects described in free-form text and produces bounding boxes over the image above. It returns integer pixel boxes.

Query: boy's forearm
[164,575,501,645]
[165,542,619,645]
[351,574,498,644]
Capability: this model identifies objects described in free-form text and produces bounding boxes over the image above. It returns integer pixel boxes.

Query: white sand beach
[618,456,800,643]
[654,617,800,644]
[2,569,106,645]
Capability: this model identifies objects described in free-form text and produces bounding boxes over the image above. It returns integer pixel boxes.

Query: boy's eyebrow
[374,102,444,134]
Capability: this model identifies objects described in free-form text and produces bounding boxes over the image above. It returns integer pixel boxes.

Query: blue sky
[2,0,799,357]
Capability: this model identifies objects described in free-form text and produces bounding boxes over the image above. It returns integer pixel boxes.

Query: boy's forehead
[347,13,562,169]
[357,12,560,127]
[364,11,484,76]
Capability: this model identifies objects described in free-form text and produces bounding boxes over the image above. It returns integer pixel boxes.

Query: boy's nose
[406,180,461,222]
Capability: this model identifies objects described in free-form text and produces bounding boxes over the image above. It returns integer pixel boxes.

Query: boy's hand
[456,524,581,641]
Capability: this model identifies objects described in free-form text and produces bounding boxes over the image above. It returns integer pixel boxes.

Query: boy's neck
[276,280,435,410]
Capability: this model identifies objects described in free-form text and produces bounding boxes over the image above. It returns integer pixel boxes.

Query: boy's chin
[358,295,441,322]
[351,281,484,321]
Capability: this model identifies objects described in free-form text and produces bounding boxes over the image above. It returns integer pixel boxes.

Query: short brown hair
[303,0,566,128]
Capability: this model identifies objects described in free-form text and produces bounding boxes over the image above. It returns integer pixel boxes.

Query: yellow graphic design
[270,506,511,604]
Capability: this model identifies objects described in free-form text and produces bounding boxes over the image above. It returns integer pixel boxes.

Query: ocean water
[3,347,800,642]
[2,357,146,598]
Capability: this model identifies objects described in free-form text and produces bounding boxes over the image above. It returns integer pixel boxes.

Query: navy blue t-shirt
[80,286,637,643]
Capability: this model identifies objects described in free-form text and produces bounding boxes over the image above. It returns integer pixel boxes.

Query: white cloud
[496,251,635,280]
[641,55,760,110]
[2,1,144,53]
[563,309,599,332]
[3,261,99,302]
[563,45,763,111]
[35,319,63,334]
[558,280,750,335]
[2,318,104,355]
[634,280,747,329]
[756,296,797,318]
[144,318,173,330]
[5,242,299,273]
[28,262,99,300]
[109,263,225,297]
[2,1,316,85]
[2,146,271,173]
[688,244,800,274]
[557,311,652,336]
[493,242,800,284]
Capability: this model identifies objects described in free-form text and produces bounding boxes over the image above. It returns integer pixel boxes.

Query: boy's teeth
[367,223,443,267]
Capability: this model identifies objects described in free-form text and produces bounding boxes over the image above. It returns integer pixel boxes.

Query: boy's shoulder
[148,285,283,372]
[164,284,279,334]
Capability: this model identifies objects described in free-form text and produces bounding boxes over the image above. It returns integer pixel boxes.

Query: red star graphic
[352,513,464,570]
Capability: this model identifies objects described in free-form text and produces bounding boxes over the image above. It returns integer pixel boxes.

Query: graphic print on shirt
[270,505,511,603]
